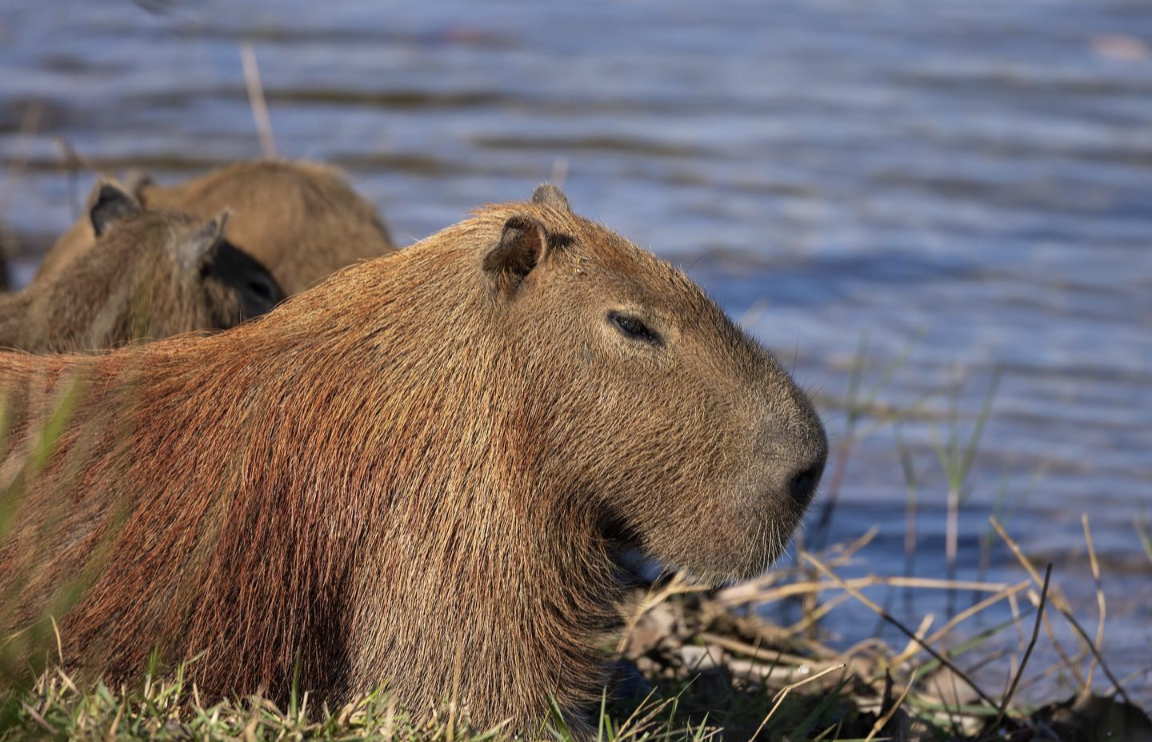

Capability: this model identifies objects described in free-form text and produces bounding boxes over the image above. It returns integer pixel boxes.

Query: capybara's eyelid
[607,310,664,347]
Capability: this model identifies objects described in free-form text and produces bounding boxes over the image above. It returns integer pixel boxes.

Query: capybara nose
[787,460,824,506]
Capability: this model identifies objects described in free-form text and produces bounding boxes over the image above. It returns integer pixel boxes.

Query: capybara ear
[177,210,230,269]
[531,183,571,212]
[122,169,156,200]
[483,215,548,296]
[88,179,142,237]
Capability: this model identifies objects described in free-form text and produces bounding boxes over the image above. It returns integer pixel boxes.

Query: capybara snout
[494,185,827,586]
[750,354,829,506]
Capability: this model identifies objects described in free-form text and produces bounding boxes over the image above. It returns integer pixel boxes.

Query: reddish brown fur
[36,160,396,294]
[0,208,279,353]
[0,188,825,737]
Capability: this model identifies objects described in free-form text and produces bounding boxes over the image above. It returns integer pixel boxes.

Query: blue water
[2,0,1149,704]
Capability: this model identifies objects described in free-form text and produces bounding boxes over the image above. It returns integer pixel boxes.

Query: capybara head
[473,185,827,584]
[35,160,395,295]
[0,179,283,353]
[82,181,284,340]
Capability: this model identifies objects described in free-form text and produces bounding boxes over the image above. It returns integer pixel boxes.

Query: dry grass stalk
[801,551,998,709]
[717,525,879,606]
[616,573,706,653]
[890,580,1030,667]
[727,575,1012,610]
[746,663,847,742]
[1081,514,1106,691]
[783,592,851,637]
[990,517,1132,705]
[240,42,277,159]
[896,614,936,661]
[863,669,918,742]
[990,518,1087,687]
[696,633,816,670]
[993,563,1052,730]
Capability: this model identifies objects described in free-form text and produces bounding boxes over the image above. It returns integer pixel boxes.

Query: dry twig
[990,518,1131,704]
[240,42,277,159]
[747,663,848,742]
[993,563,1052,730]
[802,551,998,709]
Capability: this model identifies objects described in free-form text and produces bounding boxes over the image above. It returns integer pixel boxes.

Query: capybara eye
[608,311,663,346]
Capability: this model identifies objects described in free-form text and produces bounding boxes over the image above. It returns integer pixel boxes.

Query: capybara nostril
[788,462,824,505]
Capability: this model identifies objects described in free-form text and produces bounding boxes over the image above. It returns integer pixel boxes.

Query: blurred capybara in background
[0,186,826,738]
[0,230,8,291]
[0,179,282,353]
[37,160,396,294]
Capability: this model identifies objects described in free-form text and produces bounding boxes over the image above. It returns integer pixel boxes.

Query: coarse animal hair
[36,160,395,295]
[0,181,282,353]
[0,185,826,738]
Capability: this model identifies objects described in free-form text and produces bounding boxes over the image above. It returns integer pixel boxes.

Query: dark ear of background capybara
[0,179,283,353]
[0,186,825,739]
[36,160,396,295]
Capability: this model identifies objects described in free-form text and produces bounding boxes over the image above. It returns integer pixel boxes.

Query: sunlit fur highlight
[0,192,825,738]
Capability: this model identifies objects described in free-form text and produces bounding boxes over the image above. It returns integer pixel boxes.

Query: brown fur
[0,205,281,353]
[0,187,826,737]
[0,224,10,291]
[37,161,395,295]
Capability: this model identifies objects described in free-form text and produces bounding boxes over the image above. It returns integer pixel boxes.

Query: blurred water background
[2,0,1150,703]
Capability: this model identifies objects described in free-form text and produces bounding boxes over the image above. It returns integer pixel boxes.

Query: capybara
[0,231,8,291]
[0,186,826,737]
[0,179,283,353]
[36,160,396,295]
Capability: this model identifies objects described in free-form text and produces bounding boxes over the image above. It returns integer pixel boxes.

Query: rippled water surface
[2,0,1150,702]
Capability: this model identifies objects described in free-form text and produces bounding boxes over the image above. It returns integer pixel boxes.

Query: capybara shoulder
[0,185,825,739]
[35,160,396,295]
[0,179,283,353]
